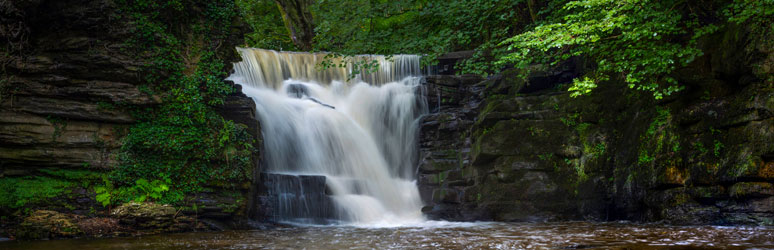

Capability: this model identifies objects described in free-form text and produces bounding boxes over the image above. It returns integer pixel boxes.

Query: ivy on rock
[107,0,256,205]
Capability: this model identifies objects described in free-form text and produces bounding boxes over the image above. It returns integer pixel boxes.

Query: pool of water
[2,221,773,249]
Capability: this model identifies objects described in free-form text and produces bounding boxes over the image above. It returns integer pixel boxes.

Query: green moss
[0,177,75,209]
[574,162,588,182]
[432,171,449,185]
[730,154,758,178]
[560,113,580,127]
[37,168,105,189]
[647,107,670,135]
[38,168,104,181]
[478,100,502,121]
[426,158,458,172]
[575,122,591,134]
[437,114,453,124]
[96,101,116,111]
[590,143,606,158]
[636,106,681,167]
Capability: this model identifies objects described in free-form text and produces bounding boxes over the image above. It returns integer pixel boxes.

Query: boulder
[111,202,195,232]
[16,210,82,240]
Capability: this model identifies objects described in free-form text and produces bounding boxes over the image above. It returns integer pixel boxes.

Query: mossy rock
[111,202,177,230]
[16,210,82,240]
[729,182,774,198]
[419,158,459,173]
[472,119,571,165]
[687,185,727,201]
[646,189,722,225]
[655,166,687,187]
[111,202,176,219]
[431,188,460,204]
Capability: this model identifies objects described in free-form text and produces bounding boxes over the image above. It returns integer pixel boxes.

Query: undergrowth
[106,0,256,205]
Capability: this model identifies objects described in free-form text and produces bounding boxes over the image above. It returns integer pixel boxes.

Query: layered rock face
[0,0,260,235]
[1,0,150,171]
[419,25,774,225]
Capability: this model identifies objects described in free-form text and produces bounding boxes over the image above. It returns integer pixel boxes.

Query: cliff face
[419,25,774,225]
[1,0,149,170]
[0,0,261,236]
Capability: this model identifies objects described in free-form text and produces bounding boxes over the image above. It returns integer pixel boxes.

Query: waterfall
[228,48,427,225]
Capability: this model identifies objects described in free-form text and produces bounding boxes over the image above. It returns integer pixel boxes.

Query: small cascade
[229,48,427,225]
[232,48,423,89]
[259,173,335,224]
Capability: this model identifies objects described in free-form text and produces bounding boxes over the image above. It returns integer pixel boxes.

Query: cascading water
[228,48,428,225]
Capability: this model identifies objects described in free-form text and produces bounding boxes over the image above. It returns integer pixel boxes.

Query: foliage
[95,178,171,207]
[499,0,773,99]
[113,0,256,204]
[713,140,724,157]
[236,0,297,50]
[94,178,115,207]
[0,168,112,211]
[724,0,774,28]
[500,0,712,99]
[237,0,772,97]
[637,107,682,166]
[312,0,530,57]
[236,0,535,77]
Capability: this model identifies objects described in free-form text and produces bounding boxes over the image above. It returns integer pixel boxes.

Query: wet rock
[729,182,774,198]
[646,189,722,225]
[687,185,727,203]
[432,188,460,204]
[418,24,774,226]
[721,212,774,226]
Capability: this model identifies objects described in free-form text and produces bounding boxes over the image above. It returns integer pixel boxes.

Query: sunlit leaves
[568,76,598,97]
[237,0,771,98]
[499,0,772,99]
[307,0,529,75]
[499,0,703,99]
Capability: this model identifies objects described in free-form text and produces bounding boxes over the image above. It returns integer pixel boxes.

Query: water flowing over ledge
[231,48,424,89]
[228,48,428,225]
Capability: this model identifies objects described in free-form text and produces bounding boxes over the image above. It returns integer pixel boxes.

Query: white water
[229,48,427,225]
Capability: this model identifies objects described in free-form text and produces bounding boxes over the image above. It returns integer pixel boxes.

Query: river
[3,221,773,249]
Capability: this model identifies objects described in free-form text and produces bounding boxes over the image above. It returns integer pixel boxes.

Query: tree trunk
[527,0,538,23]
[275,0,315,51]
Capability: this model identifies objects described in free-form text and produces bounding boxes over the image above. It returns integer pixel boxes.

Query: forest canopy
[237,0,773,98]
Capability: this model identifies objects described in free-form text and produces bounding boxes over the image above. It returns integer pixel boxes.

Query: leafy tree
[238,0,772,97]
[276,0,316,50]
[306,0,537,77]
[236,0,298,50]
[499,0,773,99]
